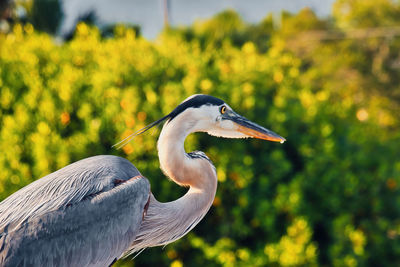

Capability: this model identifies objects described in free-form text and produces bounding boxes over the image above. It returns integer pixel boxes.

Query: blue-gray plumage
[0,156,149,266]
[0,94,285,266]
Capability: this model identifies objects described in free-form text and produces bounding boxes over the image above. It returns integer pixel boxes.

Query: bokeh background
[1,0,400,266]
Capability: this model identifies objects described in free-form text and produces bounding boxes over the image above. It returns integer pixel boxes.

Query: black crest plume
[113,95,224,149]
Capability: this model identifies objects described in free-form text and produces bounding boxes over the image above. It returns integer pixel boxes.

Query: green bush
[1,1,400,266]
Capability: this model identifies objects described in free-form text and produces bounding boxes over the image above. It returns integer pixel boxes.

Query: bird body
[0,155,150,266]
[0,94,285,266]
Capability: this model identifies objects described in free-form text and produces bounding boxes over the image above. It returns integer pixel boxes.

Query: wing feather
[0,155,150,267]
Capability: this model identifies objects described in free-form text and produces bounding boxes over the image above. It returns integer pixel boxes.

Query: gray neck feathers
[126,114,217,255]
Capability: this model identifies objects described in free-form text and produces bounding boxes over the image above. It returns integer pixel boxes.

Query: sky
[59,0,336,39]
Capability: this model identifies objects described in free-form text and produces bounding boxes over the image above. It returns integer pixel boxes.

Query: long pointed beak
[223,111,286,143]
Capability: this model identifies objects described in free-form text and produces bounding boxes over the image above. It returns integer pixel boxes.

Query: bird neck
[156,116,218,228]
[128,117,217,254]
[157,117,217,191]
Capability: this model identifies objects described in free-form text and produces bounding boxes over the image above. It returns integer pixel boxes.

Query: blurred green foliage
[1,0,400,266]
[30,0,62,34]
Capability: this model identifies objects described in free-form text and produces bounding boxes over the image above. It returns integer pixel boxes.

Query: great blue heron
[0,94,285,266]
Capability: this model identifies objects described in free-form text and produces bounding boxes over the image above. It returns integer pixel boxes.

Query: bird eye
[220,106,226,114]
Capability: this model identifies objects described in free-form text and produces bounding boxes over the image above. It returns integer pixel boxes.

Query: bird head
[114,94,285,149]
[167,94,286,142]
